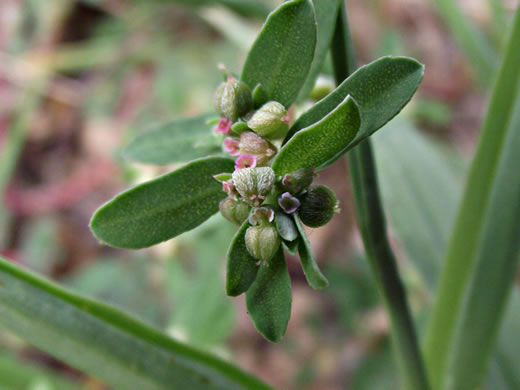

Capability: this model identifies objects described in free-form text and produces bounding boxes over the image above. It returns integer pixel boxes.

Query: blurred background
[0,0,518,389]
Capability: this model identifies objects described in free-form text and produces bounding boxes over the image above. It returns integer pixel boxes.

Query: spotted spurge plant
[90,0,424,345]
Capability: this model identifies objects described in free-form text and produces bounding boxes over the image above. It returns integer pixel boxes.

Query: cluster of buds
[213,66,339,265]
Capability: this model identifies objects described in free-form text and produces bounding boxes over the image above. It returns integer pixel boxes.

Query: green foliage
[294,215,328,290]
[241,0,317,108]
[373,117,520,390]
[226,220,259,296]
[0,257,272,390]
[272,95,360,175]
[286,57,425,145]
[442,84,520,390]
[424,9,520,389]
[124,113,221,165]
[90,157,233,249]
[245,248,292,343]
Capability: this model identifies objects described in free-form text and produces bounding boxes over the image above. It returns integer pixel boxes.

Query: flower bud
[279,168,315,194]
[245,225,280,263]
[247,101,289,139]
[298,185,339,227]
[219,197,250,225]
[214,77,253,122]
[239,131,277,166]
[232,167,275,205]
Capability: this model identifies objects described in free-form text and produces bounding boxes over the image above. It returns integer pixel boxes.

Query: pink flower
[216,118,232,134]
[235,154,257,170]
[223,138,240,156]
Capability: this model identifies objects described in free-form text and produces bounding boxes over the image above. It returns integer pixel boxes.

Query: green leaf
[0,257,272,390]
[123,114,221,165]
[286,56,424,145]
[283,239,299,255]
[424,9,520,389]
[275,211,298,242]
[297,0,342,101]
[245,248,291,342]
[90,157,234,249]
[272,95,360,175]
[373,117,520,390]
[240,0,317,108]
[294,215,328,290]
[226,220,259,296]
[441,80,520,390]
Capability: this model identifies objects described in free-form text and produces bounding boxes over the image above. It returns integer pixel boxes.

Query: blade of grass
[441,76,520,390]
[332,3,430,390]
[424,7,520,389]
[373,116,520,390]
[0,257,272,390]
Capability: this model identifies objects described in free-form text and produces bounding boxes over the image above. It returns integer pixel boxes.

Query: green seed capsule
[214,77,253,122]
[298,185,338,228]
[279,168,315,194]
[219,197,250,225]
[245,225,281,263]
[247,101,289,139]
[232,167,275,204]
[239,131,277,166]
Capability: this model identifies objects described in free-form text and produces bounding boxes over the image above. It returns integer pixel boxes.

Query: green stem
[331,4,430,390]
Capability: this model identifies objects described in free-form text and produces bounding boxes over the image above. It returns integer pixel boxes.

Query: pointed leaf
[245,248,291,342]
[226,221,259,296]
[282,239,299,255]
[0,258,272,390]
[123,113,221,165]
[286,56,424,144]
[240,0,317,108]
[294,215,328,289]
[297,0,342,101]
[90,157,234,249]
[272,95,360,176]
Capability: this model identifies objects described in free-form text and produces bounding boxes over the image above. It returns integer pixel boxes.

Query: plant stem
[331,3,430,389]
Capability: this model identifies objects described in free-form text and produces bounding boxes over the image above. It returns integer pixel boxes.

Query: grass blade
[441,79,520,390]
[0,257,272,390]
[424,8,520,389]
